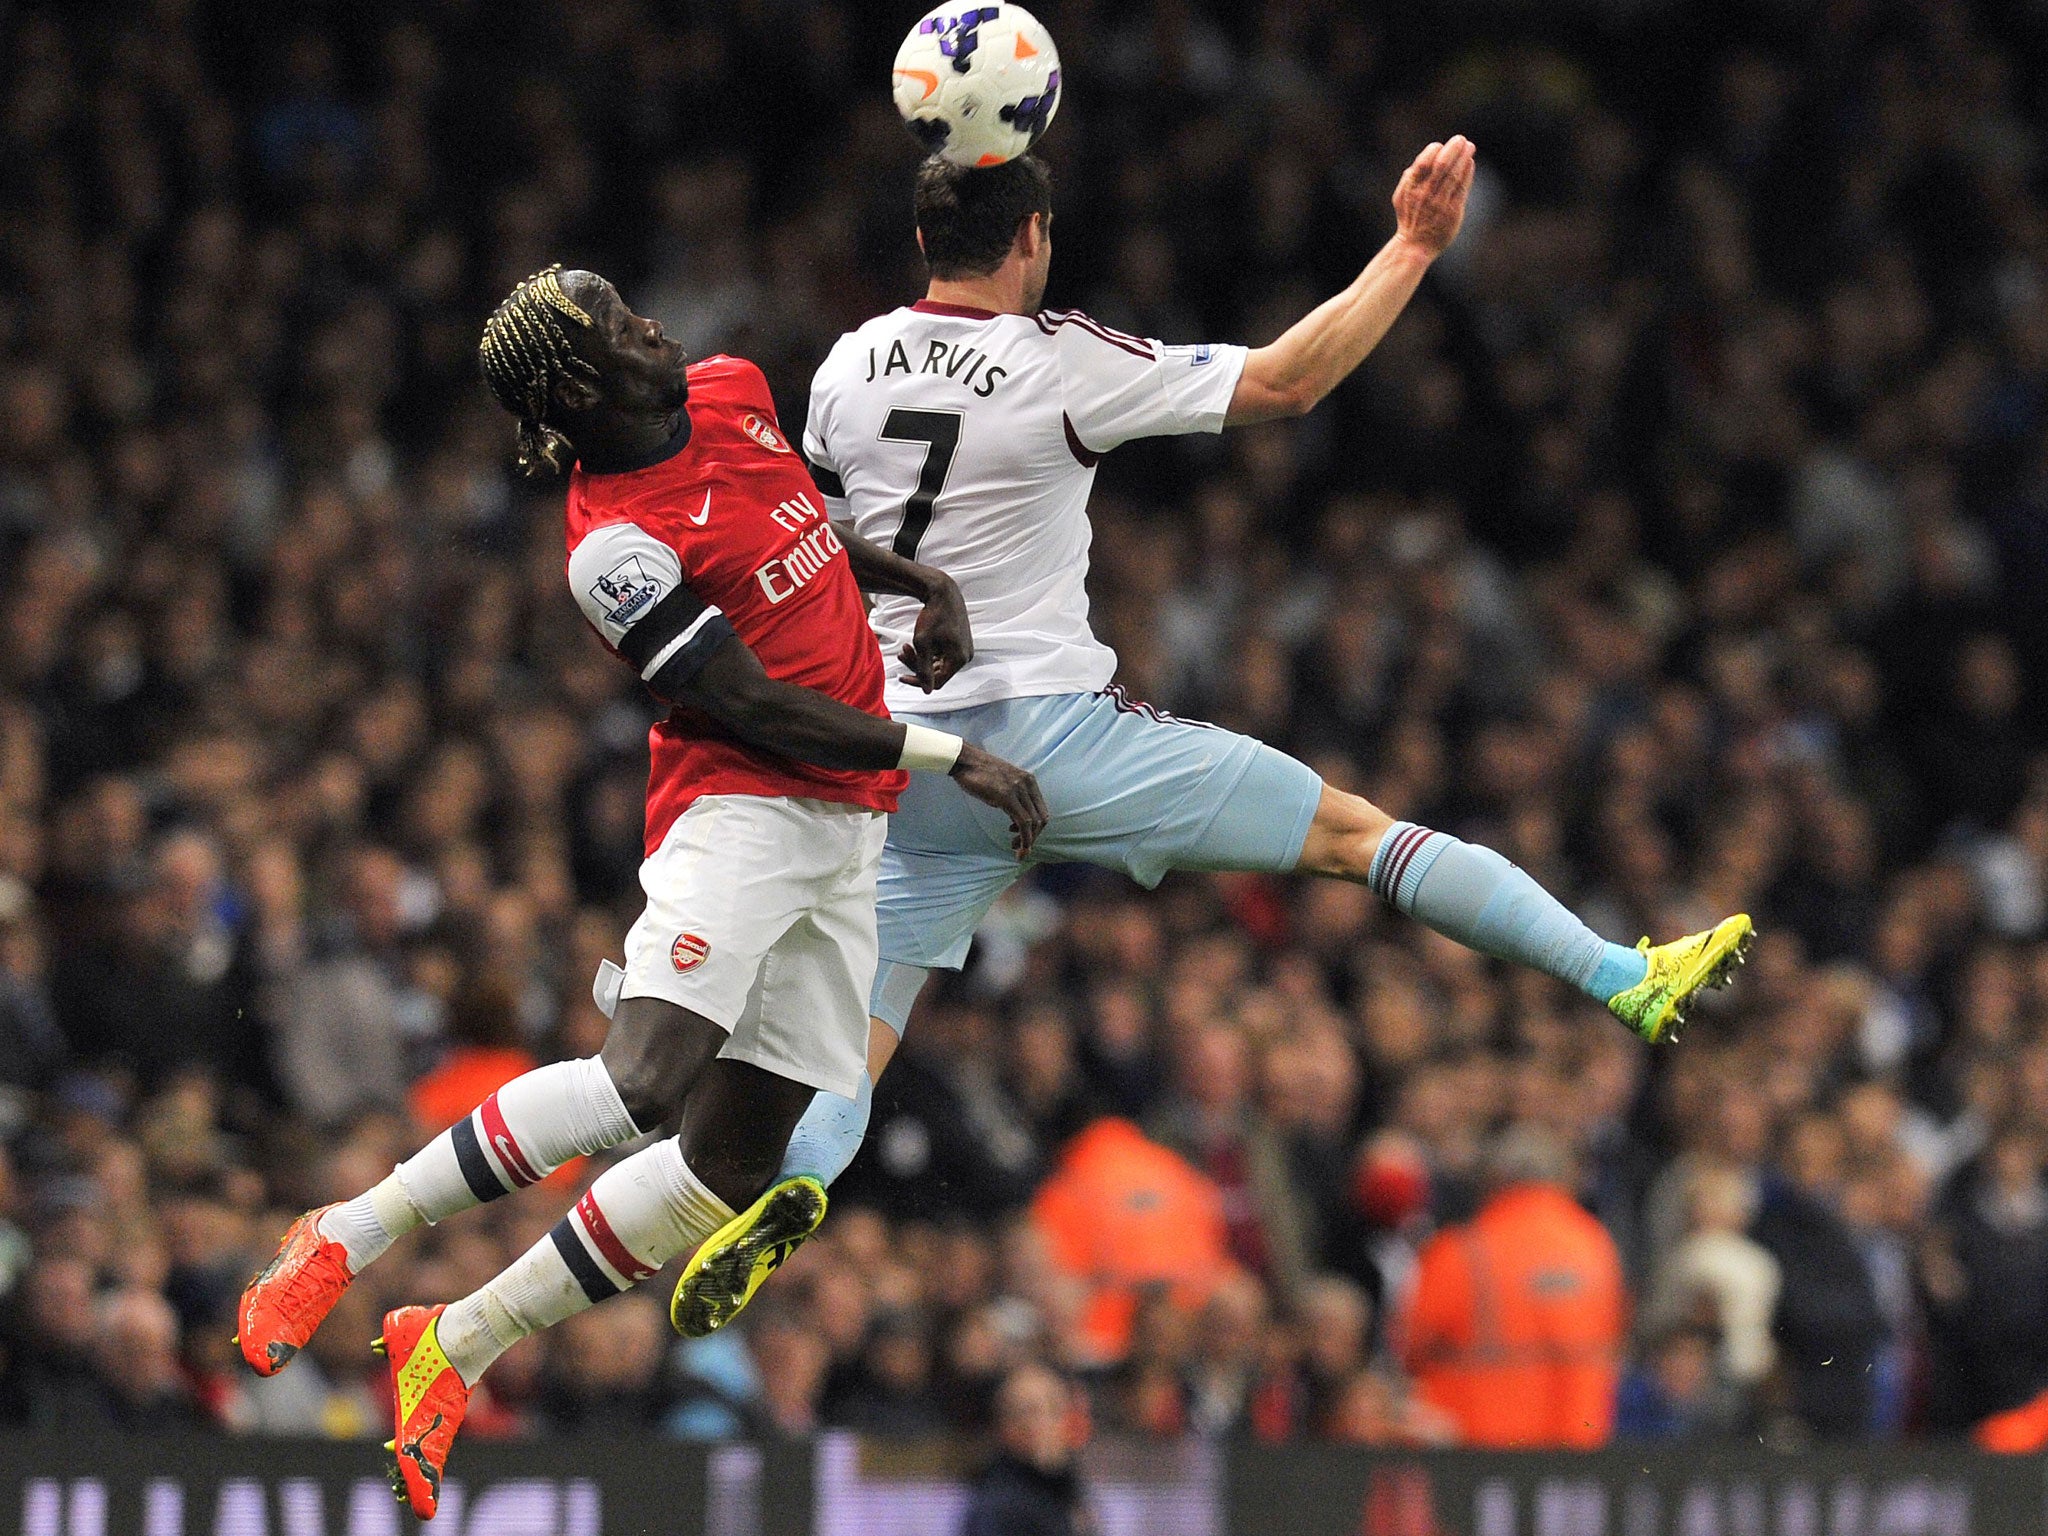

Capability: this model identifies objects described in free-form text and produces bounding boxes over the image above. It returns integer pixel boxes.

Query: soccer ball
[892,3,1062,168]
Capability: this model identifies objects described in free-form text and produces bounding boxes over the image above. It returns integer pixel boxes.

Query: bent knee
[1295,787,1395,880]
[603,1050,691,1129]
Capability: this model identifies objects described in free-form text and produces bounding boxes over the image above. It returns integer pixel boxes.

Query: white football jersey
[805,301,1247,714]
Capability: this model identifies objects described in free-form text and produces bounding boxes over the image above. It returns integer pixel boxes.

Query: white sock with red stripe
[317,1058,640,1273]
[435,1137,736,1386]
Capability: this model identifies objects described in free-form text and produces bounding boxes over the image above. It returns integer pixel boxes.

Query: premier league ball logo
[893,3,1063,168]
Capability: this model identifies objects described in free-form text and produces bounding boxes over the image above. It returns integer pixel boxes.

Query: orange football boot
[377,1304,472,1519]
[235,1205,354,1377]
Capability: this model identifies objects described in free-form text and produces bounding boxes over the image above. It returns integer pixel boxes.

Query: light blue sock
[778,1071,873,1188]
[1368,822,1648,1003]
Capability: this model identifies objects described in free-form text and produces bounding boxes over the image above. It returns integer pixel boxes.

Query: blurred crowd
[3,0,2048,1455]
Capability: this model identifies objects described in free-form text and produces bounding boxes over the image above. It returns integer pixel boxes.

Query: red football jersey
[564,355,905,853]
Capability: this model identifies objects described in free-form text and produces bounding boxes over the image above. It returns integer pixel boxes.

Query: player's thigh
[888,690,1234,879]
[1025,691,1324,886]
[1147,732,1326,879]
[723,808,887,1101]
[620,795,849,1028]
[873,836,1024,977]
[863,738,1028,1036]
[881,732,1024,859]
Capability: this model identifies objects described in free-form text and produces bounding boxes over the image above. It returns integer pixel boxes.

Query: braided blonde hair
[478,265,601,477]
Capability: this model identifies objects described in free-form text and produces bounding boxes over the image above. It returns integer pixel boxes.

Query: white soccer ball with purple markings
[893,3,1062,168]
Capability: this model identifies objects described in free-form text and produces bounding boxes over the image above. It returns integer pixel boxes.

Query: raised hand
[1392,134,1477,258]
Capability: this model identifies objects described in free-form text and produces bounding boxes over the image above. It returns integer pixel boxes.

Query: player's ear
[552,373,601,413]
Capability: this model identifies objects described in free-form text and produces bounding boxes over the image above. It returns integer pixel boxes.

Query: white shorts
[614,794,886,1098]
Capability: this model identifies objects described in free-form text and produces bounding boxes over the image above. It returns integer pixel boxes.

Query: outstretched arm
[669,634,1046,854]
[1226,135,1476,426]
[834,522,973,694]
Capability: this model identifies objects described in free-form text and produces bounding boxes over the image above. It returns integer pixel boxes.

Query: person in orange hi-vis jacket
[1402,1123,1627,1447]
[1030,1117,1235,1364]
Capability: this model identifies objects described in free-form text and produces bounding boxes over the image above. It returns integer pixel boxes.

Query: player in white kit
[674,139,1752,1322]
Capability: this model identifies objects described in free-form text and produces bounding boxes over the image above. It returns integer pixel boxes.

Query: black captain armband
[615,586,736,698]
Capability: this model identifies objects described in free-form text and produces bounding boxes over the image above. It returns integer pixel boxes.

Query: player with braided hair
[238,265,1047,1518]
[477,264,601,477]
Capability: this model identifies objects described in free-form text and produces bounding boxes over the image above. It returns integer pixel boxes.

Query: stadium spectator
[1638,1163,1781,1394]
[11,1256,105,1429]
[93,1287,208,1432]
[666,1330,764,1442]
[263,844,414,1125]
[752,1302,832,1438]
[404,976,539,1136]
[1178,1269,1288,1439]
[538,1293,675,1435]
[833,1308,950,1438]
[1403,1125,1626,1447]
[0,1145,28,1306]
[841,998,1040,1219]
[1614,1323,1746,1441]
[960,1363,1093,1536]
[1029,1117,1234,1366]
[1924,1128,2048,1429]
[1289,1274,1375,1437]
[0,876,62,1100]
[1146,1017,1314,1297]
[1750,1112,1888,1437]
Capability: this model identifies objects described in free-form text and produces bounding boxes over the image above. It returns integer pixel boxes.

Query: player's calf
[1297,793,1748,1029]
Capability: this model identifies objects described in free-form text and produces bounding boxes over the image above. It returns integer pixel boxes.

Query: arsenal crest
[741,413,791,453]
[671,932,711,972]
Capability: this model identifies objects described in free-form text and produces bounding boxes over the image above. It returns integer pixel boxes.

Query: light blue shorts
[870,687,1322,1030]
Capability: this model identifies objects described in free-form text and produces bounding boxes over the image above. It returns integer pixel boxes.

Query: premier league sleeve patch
[590,554,664,626]
[567,519,727,687]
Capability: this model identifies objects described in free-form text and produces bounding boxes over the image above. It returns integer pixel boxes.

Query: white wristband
[897,723,964,773]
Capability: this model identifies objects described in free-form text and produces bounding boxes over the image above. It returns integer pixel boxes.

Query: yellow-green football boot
[1607,914,1755,1043]
[671,1175,827,1337]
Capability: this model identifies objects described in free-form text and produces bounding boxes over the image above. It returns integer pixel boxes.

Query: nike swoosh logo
[688,491,711,526]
